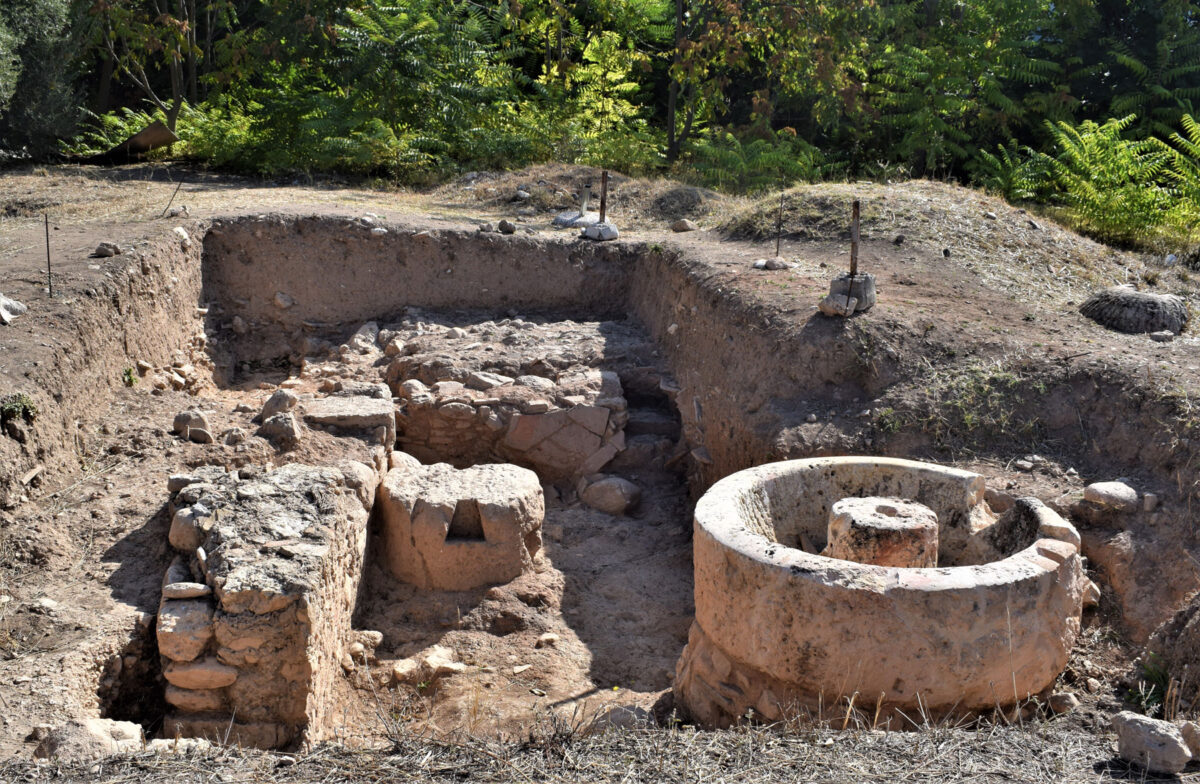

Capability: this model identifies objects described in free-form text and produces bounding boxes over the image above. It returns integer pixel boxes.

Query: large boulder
[1080,286,1189,335]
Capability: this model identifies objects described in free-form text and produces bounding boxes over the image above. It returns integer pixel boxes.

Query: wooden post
[599,170,609,223]
[850,200,860,278]
[44,213,52,298]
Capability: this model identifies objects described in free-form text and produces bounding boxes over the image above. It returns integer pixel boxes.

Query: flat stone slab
[302,395,396,444]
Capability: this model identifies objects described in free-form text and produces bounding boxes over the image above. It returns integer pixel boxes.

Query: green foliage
[971,141,1052,202]
[0,393,38,425]
[1038,114,1175,245]
[0,0,83,156]
[689,128,829,193]
[121,368,138,387]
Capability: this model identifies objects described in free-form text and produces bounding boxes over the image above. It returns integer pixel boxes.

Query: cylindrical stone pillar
[823,496,938,567]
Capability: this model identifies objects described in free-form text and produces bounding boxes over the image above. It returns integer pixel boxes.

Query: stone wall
[394,367,628,482]
[157,462,378,748]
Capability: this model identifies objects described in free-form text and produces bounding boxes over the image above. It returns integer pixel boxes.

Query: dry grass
[2,719,1164,784]
[721,180,1195,309]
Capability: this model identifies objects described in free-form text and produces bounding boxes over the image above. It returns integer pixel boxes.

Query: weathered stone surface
[583,222,619,241]
[467,371,514,390]
[379,462,544,590]
[159,463,375,748]
[1084,481,1138,511]
[395,363,628,481]
[260,412,302,447]
[422,645,468,678]
[173,410,213,443]
[824,496,938,568]
[157,599,215,662]
[828,273,877,311]
[164,658,238,689]
[1081,286,1188,335]
[0,293,27,325]
[671,219,698,232]
[392,658,421,684]
[818,294,857,317]
[302,395,395,445]
[33,719,144,761]
[1181,720,1200,757]
[347,321,380,353]
[145,737,213,754]
[1048,692,1079,714]
[580,476,641,516]
[1112,711,1192,774]
[165,685,226,713]
[675,457,1086,727]
[169,505,212,553]
[261,389,299,420]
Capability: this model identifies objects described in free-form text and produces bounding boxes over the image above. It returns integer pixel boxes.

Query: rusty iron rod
[599,171,609,223]
[161,180,183,218]
[44,213,52,298]
[775,190,784,257]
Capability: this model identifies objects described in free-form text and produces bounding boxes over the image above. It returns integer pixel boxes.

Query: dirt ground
[1,162,1200,780]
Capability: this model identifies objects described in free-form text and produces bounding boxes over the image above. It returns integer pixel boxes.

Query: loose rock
[1084,481,1138,511]
[261,389,299,420]
[1112,711,1192,774]
[0,293,29,325]
[671,218,698,232]
[173,411,213,444]
[580,476,641,516]
[1081,286,1188,335]
[34,719,144,762]
[260,412,302,448]
[94,242,121,257]
[818,294,857,317]
[498,219,517,235]
[1048,692,1079,714]
[583,222,619,241]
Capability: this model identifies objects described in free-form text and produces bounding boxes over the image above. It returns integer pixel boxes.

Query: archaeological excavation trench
[19,214,1114,747]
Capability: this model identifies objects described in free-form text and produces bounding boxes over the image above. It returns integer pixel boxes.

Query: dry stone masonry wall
[158,462,378,748]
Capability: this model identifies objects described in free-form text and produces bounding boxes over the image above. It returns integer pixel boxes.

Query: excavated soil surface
[0,164,1198,777]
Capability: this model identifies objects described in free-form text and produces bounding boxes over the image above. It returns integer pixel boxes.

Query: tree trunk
[665,0,685,162]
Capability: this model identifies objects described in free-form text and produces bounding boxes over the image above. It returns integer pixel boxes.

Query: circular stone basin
[673,457,1086,727]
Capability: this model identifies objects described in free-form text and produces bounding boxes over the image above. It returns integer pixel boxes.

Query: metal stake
[44,213,52,298]
[599,171,609,224]
[775,190,785,257]
[161,180,183,218]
